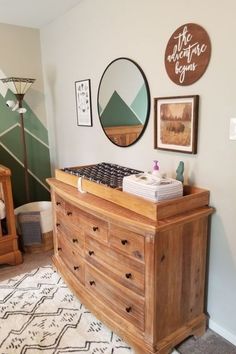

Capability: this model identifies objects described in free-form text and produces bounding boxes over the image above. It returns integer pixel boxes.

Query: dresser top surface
[47,177,214,234]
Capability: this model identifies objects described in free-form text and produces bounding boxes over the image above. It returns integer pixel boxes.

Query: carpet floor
[177,330,236,354]
[1,251,236,354]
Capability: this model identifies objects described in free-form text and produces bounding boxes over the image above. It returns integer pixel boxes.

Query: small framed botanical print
[75,79,93,126]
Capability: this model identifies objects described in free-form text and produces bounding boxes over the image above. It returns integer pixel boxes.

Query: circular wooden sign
[165,23,211,85]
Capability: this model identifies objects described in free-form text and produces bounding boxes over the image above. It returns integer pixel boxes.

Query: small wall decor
[75,79,93,126]
[154,95,199,154]
[165,23,211,86]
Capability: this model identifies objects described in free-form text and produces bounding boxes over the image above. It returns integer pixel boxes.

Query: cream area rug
[0,265,179,354]
[0,265,135,354]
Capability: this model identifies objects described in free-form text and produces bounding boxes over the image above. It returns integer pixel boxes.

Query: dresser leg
[193,322,206,338]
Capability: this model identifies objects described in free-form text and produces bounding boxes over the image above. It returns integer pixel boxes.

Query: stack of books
[122,173,183,202]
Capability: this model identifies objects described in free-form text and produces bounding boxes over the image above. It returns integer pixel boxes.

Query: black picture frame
[75,79,93,127]
[154,95,199,154]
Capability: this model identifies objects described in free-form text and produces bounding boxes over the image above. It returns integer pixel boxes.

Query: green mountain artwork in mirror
[97,58,150,147]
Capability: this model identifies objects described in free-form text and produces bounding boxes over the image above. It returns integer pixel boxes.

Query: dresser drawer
[62,201,108,242]
[64,202,82,227]
[55,193,66,214]
[81,213,108,242]
[85,264,144,331]
[85,236,144,295]
[56,214,84,256]
[57,233,84,284]
[109,224,144,261]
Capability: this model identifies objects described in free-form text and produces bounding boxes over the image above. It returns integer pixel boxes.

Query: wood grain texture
[48,177,214,354]
[58,233,85,284]
[109,223,145,261]
[54,171,210,222]
[104,124,143,146]
[164,23,211,86]
[85,235,145,295]
[155,218,209,341]
[85,263,145,330]
[56,215,85,256]
[0,165,22,265]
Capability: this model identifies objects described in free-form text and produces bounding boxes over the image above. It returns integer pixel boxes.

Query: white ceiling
[0,0,82,29]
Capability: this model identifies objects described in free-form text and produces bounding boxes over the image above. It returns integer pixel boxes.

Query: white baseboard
[209,319,236,346]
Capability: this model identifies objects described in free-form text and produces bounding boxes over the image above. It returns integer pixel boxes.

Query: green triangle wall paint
[131,84,148,124]
[0,90,51,206]
[0,146,50,207]
[100,90,141,127]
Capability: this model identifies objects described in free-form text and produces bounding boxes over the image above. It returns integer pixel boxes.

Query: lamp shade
[1,77,35,95]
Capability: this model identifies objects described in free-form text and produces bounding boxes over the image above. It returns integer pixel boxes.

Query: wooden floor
[0,250,53,281]
[0,251,236,354]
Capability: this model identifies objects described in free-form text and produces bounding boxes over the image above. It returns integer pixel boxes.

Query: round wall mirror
[97,57,150,147]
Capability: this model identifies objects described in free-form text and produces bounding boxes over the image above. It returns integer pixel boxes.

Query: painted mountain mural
[131,83,148,124]
[100,91,141,127]
[0,89,51,207]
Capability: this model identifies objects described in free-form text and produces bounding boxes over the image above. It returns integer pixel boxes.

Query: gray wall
[0,23,47,126]
[0,23,51,206]
[40,0,236,344]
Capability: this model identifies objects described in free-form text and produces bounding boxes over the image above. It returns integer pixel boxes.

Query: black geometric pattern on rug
[0,266,134,354]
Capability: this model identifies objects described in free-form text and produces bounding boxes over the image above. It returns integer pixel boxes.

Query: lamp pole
[1,77,35,204]
[16,93,30,203]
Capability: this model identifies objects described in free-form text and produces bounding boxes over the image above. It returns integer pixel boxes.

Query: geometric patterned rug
[0,265,135,354]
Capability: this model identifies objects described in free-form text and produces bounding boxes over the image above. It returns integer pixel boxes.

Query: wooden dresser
[47,177,214,354]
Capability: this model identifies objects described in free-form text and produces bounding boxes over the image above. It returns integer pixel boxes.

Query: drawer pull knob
[88,250,94,256]
[56,202,61,206]
[125,273,132,279]
[56,223,60,227]
[74,266,79,270]
[58,247,62,251]
[92,226,99,232]
[126,306,132,313]
[72,238,78,243]
[67,211,72,216]
[89,280,96,286]
[121,239,128,245]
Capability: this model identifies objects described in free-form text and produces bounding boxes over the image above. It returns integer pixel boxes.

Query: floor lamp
[1,77,35,203]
